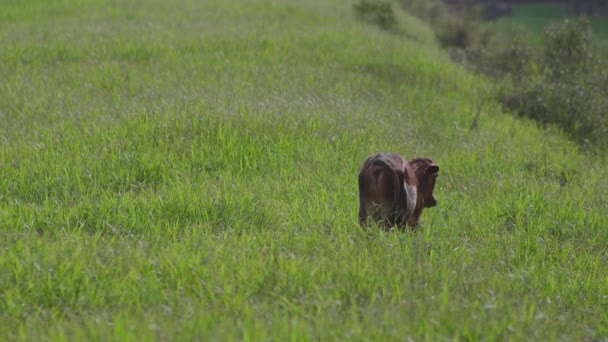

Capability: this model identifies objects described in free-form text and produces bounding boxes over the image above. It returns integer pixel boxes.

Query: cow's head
[409,158,439,208]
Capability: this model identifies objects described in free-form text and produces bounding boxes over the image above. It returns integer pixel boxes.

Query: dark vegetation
[353,0,398,30]
[354,0,608,150]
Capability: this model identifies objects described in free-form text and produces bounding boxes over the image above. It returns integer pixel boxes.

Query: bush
[399,0,489,49]
[460,25,533,79]
[418,5,607,147]
[399,0,447,23]
[447,15,608,148]
[499,18,608,147]
[434,14,477,48]
[357,2,608,148]
[435,10,492,49]
[353,0,398,31]
[543,18,593,78]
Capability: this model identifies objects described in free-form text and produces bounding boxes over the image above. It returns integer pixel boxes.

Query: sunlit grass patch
[1,0,608,340]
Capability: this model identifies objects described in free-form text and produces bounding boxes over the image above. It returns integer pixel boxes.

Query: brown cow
[358,153,439,230]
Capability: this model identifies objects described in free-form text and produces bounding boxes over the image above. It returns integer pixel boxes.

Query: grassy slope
[1,0,607,340]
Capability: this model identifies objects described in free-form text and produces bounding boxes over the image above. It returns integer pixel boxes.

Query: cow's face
[410,158,439,208]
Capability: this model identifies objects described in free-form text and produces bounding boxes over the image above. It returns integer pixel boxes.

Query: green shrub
[399,0,489,49]
[353,0,398,31]
[399,0,448,23]
[461,25,533,79]
[434,11,491,48]
[543,18,593,78]
[434,14,476,48]
[499,18,608,148]
[360,2,608,148]
[418,5,607,148]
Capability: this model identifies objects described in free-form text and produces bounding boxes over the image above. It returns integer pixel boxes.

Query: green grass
[1,0,608,340]
[494,4,608,47]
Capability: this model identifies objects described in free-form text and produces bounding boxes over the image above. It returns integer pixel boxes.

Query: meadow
[1,0,608,340]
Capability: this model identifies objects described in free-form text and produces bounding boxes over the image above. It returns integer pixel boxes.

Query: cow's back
[358,153,407,229]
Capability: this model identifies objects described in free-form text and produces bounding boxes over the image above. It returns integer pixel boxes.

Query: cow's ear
[425,164,439,175]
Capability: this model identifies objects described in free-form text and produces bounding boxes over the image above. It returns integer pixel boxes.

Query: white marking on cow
[405,183,417,220]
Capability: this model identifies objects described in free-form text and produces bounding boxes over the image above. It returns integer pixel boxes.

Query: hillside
[1,0,607,340]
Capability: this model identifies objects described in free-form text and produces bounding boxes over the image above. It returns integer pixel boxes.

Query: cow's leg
[384,207,401,232]
[358,200,367,226]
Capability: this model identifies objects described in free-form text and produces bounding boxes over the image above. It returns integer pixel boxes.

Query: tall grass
[1,0,607,340]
